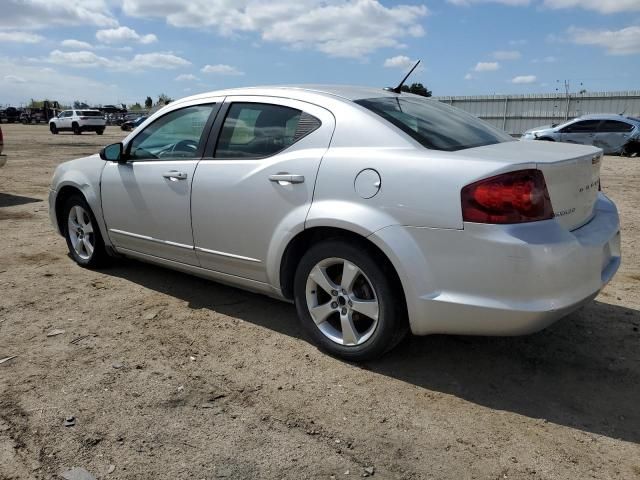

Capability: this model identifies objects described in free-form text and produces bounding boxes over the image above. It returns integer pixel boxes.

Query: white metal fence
[433,91,640,136]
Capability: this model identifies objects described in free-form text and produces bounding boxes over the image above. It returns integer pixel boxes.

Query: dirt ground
[0,123,639,480]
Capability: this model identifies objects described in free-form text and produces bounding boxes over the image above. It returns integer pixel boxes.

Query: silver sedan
[49,86,621,361]
[522,114,640,155]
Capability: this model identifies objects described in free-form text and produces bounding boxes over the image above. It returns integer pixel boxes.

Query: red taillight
[461,169,554,224]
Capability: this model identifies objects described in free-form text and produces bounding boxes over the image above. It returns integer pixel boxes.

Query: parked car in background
[49,110,106,135]
[1,107,21,124]
[0,125,6,168]
[49,86,620,361]
[120,116,147,131]
[522,114,640,155]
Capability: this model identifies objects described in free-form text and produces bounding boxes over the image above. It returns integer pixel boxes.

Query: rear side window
[215,103,321,159]
[80,111,103,117]
[355,96,512,151]
[599,120,634,133]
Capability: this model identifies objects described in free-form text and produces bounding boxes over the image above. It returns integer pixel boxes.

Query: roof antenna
[386,60,421,94]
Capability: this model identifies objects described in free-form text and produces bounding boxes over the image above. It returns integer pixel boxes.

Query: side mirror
[100,142,124,162]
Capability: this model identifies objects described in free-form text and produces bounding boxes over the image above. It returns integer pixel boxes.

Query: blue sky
[1,0,639,106]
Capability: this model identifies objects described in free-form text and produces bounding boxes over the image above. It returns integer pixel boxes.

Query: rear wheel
[294,240,407,361]
[49,123,58,134]
[62,195,110,268]
[72,122,81,135]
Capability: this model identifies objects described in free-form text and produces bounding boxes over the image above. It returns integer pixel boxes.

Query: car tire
[50,123,58,135]
[72,122,81,135]
[62,194,110,269]
[96,128,104,135]
[293,240,407,361]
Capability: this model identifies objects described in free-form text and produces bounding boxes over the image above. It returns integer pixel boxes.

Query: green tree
[129,102,143,111]
[408,83,432,97]
[145,96,153,109]
[157,93,173,105]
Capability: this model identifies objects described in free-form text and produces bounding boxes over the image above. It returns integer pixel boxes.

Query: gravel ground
[1,123,639,480]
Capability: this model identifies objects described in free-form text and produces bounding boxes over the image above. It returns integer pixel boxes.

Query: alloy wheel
[305,257,379,346]
[67,205,95,260]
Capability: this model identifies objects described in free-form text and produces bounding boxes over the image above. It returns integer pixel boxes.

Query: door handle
[162,171,188,181]
[269,173,305,184]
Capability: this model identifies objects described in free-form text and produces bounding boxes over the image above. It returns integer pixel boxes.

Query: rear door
[191,96,335,282]
[559,119,601,146]
[595,119,635,154]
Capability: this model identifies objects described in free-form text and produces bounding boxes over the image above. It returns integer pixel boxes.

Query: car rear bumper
[372,193,620,336]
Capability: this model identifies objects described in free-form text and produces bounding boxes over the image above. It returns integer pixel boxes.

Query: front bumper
[49,189,60,235]
[374,193,620,336]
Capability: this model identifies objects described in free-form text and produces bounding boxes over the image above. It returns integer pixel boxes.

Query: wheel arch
[278,227,407,315]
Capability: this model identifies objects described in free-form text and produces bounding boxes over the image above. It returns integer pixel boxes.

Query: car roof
[176,84,413,106]
[576,113,639,123]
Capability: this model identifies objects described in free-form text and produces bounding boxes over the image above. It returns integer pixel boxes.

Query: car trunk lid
[461,140,602,230]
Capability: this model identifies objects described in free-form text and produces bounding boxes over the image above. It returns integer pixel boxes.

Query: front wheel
[50,123,58,134]
[96,128,104,135]
[294,240,407,361]
[62,195,110,268]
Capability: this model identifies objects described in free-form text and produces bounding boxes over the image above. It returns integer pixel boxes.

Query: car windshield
[356,96,513,151]
[80,111,102,117]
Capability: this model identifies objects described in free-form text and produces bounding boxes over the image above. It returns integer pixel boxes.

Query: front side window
[560,120,600,133]
[355,96,513,151]
[215,103,320,159]
[128,104,214,160]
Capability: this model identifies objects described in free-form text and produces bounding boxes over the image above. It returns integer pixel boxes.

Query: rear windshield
[355,96,513,151]
[80,111,103,117]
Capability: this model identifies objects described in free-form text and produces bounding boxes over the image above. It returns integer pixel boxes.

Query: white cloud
[175,73,199,81]
[61,39,93,49]
[532,55,558,63]
[543,0,640,14]
[474,61,500,72]
[4,74,27,83]
[447,0,530,5]
[96,26,157,44]
[121,0,428,58]
[0,31,44,43]
[569,26,640,55]
[0,58,123,105]
[492,50,521,60]
[48,50,114,68]
[509,39,527,46]
[201,64,244,75]
[129,53,190,69]
[448,0,640,12]
[464,73,474,80]
[46,50,191,70]
[383,55,416,69]
[512,75,537,84]
[0,0,117,29]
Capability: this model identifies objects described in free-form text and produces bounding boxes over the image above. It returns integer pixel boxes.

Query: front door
[101,102,219,264]
[191,97,335,283]
[559,119,600,146]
